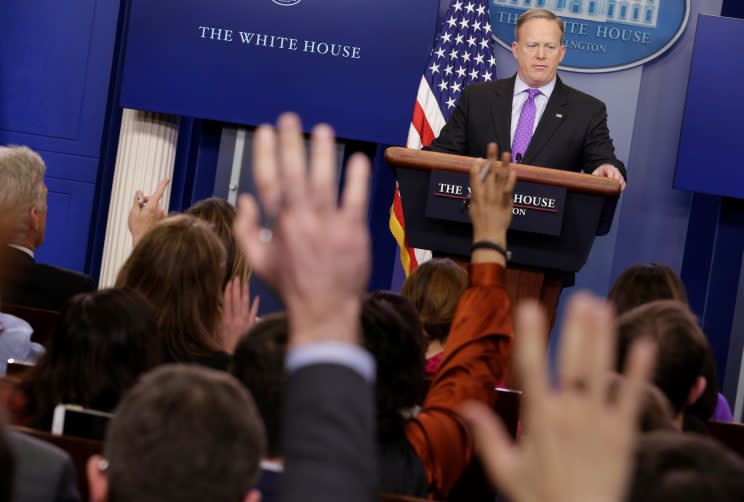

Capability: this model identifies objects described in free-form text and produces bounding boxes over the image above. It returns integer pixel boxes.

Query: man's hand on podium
[592,164,626,191]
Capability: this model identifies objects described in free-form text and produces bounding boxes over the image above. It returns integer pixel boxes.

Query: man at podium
[426,8,627,191]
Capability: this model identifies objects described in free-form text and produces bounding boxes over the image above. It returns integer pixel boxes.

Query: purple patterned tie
[511,88,542,163]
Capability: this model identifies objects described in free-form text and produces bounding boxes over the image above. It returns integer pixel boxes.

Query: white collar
[514,74,556,99]
[8,244,34,259]
[260,459,284,472]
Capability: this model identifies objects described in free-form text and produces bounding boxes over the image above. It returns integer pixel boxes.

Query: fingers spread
[253,125,281,217]
[587,301,617,403]
[309,123,337,213]
[277,112,307,208]
[234,194,267,273]
[486,142,499,162]
[469,159,485,203]
[557,292,598,391]
[617,338,656,422]
[341,153,370,223]
[515,301,550,420]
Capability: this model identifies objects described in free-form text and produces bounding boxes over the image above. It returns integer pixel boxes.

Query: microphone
[515,153,523,163]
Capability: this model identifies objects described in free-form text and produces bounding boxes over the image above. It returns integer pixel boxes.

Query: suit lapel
[489,76,516,155]
[523,77,569,165]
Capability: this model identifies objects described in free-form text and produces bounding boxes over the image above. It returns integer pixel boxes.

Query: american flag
[390,0,498,275]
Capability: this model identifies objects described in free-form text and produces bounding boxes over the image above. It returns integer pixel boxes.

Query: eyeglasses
[521,42,561,54]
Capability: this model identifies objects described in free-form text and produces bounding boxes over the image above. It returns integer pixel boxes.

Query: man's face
[511,18,566,87]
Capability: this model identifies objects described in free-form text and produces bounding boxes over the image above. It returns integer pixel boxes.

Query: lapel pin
[555,113,563,119]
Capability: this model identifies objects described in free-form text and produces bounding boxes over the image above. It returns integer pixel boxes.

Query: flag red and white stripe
[390,0,496,276]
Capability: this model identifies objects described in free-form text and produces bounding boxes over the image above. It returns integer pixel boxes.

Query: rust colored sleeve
[405,263,513,498]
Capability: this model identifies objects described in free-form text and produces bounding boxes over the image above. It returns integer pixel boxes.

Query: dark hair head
[105,365,265,502]
[361,292,426,441]
[402,258,468,344]
[686,346,720,422]
[230,313,289,459]
[115,215,226,362]
[616,300,708,414]
[186,197,249,287]
[608,263,688,316]
[21,288,161,429]
[628,430,744,502]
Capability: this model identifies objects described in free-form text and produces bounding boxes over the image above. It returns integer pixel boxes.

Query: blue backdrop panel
[674,15,744,199]
[0,1,120,157]
[0,0,121,273]
[37,176,96,272]
[121,0,437,145]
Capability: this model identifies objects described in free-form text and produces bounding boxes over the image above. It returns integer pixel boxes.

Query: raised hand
[462,293,655,502]
[128,177,170,245]
[220,277,260,354]
[469,143,516,265]
[233,113,371,348]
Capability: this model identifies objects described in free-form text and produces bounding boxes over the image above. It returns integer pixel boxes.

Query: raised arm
[405,145,516,497]
[234,113,377,502]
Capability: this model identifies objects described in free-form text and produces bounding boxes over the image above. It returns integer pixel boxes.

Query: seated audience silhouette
[7,427,80,501]
[608,263,688,314]
[116,215,251,369]
[8,288,160,430]
[616,301,709,431]
[609,263,732,423]
[86,365,265,502]
[0,146,95,311]
[230,313,289,502]
[401,258,467,375]
[628,430,744,501]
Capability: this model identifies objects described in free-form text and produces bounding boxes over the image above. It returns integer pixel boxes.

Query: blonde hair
[515,8,565,43]
[116,215,227,361]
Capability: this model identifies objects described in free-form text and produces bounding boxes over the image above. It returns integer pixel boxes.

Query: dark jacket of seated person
[231,314,289,502]
[7,429,80,502]
[1,245,96,312]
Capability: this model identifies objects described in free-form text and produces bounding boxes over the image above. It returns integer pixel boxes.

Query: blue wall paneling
[1,0,122,274]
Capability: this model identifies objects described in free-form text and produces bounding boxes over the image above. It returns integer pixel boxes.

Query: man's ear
[687,376,707,406]
[29,205,40,232]
[244,488,261,502]
[87,455,109,502]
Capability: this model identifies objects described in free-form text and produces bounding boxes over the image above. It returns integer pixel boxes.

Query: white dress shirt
[8,244,34,259]
[510,74,557,147]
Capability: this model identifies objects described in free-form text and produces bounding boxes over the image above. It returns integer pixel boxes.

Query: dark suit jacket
[0,247,96,311]
[426,75,626,179]
[280,363,377,502]
[256,467,281,502]
[8,431,80,502]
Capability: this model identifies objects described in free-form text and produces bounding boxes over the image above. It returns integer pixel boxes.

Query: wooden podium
[385,147,622,318]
